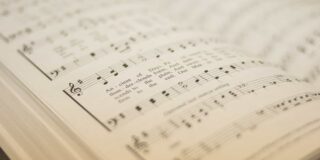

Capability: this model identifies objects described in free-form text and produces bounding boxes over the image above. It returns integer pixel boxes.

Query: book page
[1,0,320,160]
[151,0,320,86]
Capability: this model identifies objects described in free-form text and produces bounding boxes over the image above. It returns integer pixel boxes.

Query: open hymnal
[0,0,320,160]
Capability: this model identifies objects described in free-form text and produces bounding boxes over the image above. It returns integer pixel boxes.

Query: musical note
[45,26,194,80]
[127,75,298,151]
[12,2,197,82]
[64,36,219,95]
[1,0,131,43]
[100,61,269,132]
[173,92,320,160]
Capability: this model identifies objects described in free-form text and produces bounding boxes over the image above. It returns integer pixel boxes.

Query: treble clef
[22,44,33,54]
[131,136,149,153]
[69,83,83,96]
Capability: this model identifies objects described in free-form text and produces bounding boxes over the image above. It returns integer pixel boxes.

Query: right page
[151,0,320,86]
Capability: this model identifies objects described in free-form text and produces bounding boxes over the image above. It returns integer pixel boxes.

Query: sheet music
[151,0,320,86]
[1,1,320,160]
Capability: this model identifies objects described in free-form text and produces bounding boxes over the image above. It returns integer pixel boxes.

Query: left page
[1,1,320,160]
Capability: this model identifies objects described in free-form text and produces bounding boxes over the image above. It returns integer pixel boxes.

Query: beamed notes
[1,0,320,160]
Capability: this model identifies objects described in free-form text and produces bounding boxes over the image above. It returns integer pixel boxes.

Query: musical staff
[23,5,155,50]
[154,0,320,87]
[1,0,142,43]
[246,119,320,160]
[277,26,320,71]
[102,60,268,132]
[8,0,186,81]
[20,21,183,80]
[3,1,320,160]
[64,36,219,95]
[1,0,92,42]
[19,24,192,80]
[128,74,298,153]
[174,91,320,160]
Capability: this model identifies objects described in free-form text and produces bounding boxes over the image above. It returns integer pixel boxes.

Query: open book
[0,0,320,159]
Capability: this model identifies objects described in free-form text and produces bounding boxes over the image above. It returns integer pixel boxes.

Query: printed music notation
[0,0,94,42]
[173,92,320,160]
[98,60,268,132]
[46,26,184,80]
[304,65,320,83]
[281,28,320,83]
[128,74,298,153]
[0,0,144,43]
[64,36,219,96]
[18,5,155,49]
[277,26,320,70]
[294,28,320,58]
[7,0,181,81]
[246,119,320,160]
[260,4,320,58]
[64,59,267,133]
[18,24,189,81]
